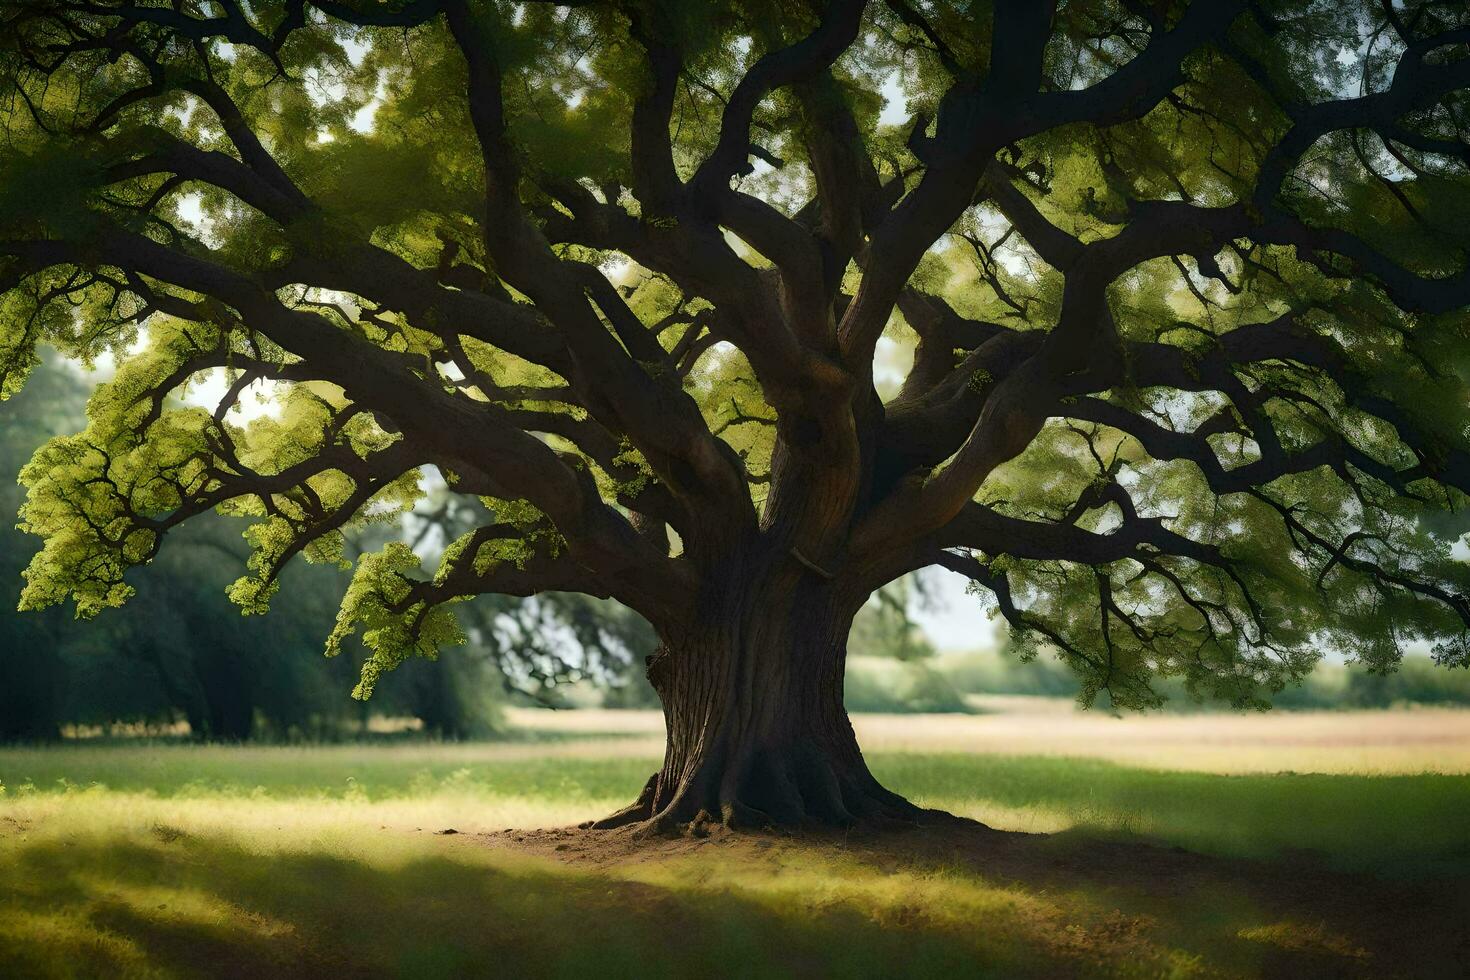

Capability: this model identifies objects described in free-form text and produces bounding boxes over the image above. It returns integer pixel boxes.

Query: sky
[911,568,1005,653]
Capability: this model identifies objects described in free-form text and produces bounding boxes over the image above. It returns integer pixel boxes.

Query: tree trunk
[591,570,919,831]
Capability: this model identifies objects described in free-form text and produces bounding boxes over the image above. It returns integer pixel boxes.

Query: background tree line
[0,359,663,741]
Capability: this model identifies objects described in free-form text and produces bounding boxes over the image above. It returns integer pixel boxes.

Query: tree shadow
[489,810,1470,980]
[868,754,1470,877]
[3,817,1466,979]
[0,831,1076,979]
[833,814,1470,979]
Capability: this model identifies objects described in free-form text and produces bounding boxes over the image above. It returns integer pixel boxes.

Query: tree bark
[591,567,919,831]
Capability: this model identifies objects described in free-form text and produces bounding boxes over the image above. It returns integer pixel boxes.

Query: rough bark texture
[591,562,917,831]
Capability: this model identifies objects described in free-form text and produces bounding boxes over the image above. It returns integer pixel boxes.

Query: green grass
[1,736,1467,978]
[878,754,1470,876]
[0,742,655,805]
[4,744,1466,875]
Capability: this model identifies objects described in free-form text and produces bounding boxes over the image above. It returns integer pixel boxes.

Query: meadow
[2,704,1468,978]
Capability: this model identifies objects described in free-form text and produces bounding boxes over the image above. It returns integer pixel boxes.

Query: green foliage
[0,360,627,740]
[939,647,1083,700]
[844,656,970,714]
[849,577,935,662]
[0,359,384,740]
[329,542,466,699]
[938,644,1470,713]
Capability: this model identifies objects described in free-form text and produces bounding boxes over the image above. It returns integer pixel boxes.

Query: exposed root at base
[579,774,659,831]
[579,768,963,840]
[574,803,987,849]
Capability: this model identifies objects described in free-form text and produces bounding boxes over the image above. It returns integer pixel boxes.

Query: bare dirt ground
[472,705,1470,976]
[470,814,1470,979]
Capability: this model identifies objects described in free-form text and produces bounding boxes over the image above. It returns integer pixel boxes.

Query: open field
[515,702,1470,775]
[2,705,1468,978]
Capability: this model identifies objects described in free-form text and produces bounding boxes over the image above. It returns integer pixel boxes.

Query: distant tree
[391,494,659,722]
[0,360,84,738]
[5,1,1470,828]
[0,359,372,739]
[0,364,641,740]
[849,578,936,662]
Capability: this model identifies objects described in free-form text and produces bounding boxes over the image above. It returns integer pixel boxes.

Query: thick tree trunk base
[581,784,972,843]
[605,571,914,836]
[583,755,924,837]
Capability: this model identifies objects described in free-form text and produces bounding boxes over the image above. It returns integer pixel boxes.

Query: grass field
[2,704,1468,978]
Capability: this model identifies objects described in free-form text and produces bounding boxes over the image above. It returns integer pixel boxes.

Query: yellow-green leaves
[477,496,565,565]
[17,409,209,618]
[327,542,465,699]
[12,311,427,631]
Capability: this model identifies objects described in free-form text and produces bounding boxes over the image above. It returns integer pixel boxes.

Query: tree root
[580,773,658,830]
[584,760,931,839]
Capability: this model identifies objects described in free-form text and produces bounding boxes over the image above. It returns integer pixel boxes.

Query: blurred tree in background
[0,358,79,739]
[0,365,917,734]
[0,360,658,739]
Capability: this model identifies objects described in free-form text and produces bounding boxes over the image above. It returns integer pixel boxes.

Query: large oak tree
[4,0,1470,830]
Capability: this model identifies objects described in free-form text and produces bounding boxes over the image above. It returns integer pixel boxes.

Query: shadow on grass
[5,817,1461,980]
[871,754,1470,876]
[4,753,1470,978]
[0,829,1083,980]
[829,815,1470,980]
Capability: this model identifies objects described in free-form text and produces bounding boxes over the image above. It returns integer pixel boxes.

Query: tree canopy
[4,0,1470,721]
